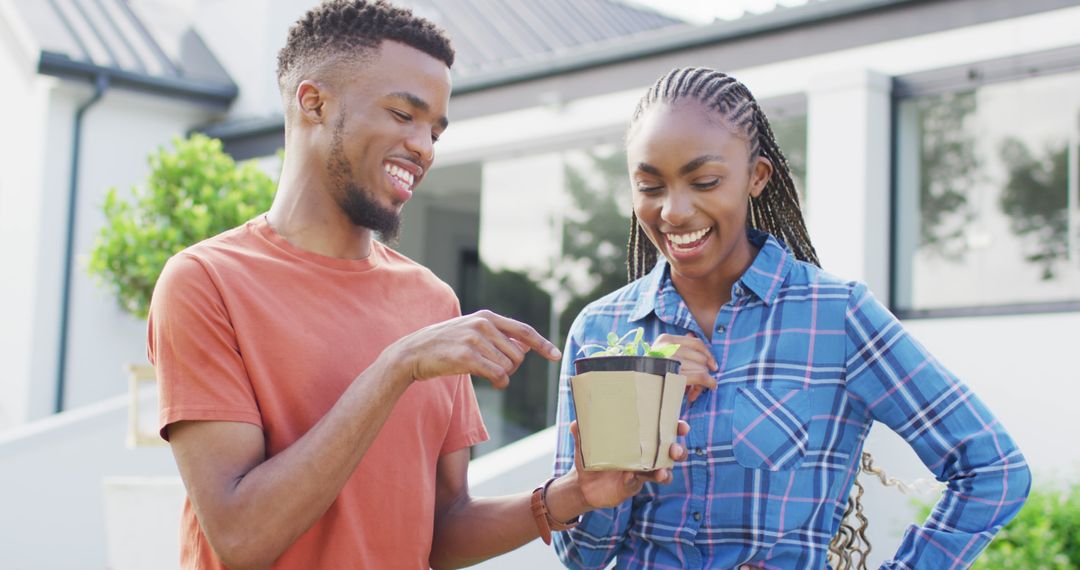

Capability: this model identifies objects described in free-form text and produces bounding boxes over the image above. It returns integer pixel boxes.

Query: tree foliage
[88,134,276,318]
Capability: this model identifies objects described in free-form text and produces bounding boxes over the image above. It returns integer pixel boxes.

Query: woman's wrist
[544,471,590,523]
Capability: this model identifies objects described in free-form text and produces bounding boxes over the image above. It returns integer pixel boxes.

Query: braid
[627,211,657,281]
[624,67,819,282]
[750,102,819,265]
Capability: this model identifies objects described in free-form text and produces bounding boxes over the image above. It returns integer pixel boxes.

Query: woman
[552,68,1031,569]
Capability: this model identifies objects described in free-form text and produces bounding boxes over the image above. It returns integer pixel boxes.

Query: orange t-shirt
[148,216,488,569]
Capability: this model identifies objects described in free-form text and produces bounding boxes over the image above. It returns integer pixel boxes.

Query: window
[895,61,1080,315]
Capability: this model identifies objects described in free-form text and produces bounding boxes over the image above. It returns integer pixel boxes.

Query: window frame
[890,44,1080,319]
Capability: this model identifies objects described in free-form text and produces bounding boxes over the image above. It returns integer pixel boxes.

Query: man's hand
[566,419,691,510]
[388,310,562,388]
[654,332,717,403]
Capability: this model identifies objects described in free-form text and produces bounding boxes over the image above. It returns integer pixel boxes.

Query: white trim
[469,425,556,486]
[0,394,127,446]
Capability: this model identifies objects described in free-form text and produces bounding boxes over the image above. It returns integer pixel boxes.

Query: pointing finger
[484,312,562,361]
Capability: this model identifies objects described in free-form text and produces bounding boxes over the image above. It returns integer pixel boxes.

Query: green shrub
[916,481,1080,569]
[88,134,276,319]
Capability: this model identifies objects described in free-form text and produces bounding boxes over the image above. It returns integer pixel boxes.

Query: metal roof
[402,0,685,77]
[202,0,683,141]
[454,0,919,94]
[13,0,236,105]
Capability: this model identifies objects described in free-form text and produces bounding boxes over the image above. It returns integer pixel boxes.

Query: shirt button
[715,324,725,335]
[734,285,744,297]
[695,447,705,456]
[693,512,702,521]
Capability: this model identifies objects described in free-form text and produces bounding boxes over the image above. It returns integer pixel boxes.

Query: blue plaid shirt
[553,231,1030,569]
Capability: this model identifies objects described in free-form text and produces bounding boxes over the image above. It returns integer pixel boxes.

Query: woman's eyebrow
[635,155,725,177]
[635,162,662,176]
[678,155,724,175]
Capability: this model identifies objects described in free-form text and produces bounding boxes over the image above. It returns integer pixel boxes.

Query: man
[149,1,687,568]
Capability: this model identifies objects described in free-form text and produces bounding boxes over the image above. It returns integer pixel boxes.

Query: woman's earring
[747,197,756,228]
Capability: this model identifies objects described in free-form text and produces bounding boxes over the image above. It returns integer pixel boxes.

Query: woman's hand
[654,332,717,403]
[568,419,690,510]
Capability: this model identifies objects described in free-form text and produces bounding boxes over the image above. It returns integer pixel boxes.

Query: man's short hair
[276,0,454,100]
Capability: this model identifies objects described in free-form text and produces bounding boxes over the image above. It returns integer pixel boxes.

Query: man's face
[324,41,451,241]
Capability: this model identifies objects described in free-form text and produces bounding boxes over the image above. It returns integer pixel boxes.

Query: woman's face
[626,100,772,285]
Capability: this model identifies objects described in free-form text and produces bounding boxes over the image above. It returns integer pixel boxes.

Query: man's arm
[168,352,410,569]
[427,448,538,569]
[428,421,689,570]
[167,310,562,570]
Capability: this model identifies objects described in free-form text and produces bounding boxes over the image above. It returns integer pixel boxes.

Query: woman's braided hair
[624,67,875,568]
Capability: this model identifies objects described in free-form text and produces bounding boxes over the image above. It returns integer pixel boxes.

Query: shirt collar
[627,229,793,323]
[738,229,793,306]
[628,257,666,323]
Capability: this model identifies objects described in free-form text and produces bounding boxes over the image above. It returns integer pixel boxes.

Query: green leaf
[647,344,680,358]
[579,343,610,357]
[607,332,620,346]
[86,133,278,319]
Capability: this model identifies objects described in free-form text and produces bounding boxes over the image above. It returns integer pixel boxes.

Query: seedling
[579,327,680,359]
[571,325,687,471]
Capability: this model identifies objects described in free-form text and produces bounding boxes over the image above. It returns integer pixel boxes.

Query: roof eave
[38,50,238,107]
[199,115,284,141]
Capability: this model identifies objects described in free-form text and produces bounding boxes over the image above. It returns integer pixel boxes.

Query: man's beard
[327,118,402,243]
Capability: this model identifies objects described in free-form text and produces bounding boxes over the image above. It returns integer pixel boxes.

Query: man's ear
[749,156,773,198]
[296,80,326,124]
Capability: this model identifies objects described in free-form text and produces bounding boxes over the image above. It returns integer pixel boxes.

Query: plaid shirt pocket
[732,386,811,471]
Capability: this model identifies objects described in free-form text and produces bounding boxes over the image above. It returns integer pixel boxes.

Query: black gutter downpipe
[55,73,109,414]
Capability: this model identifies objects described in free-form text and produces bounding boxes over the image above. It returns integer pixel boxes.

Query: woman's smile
[664,226,713,260]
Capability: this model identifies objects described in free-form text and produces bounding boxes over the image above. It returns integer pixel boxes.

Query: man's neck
[267,167,374,260]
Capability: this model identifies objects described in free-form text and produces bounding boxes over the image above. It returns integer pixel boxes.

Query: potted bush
[88,133,276,319]
[571,328,686,471]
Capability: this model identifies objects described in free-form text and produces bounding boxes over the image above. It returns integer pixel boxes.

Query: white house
[1,0,1078,568]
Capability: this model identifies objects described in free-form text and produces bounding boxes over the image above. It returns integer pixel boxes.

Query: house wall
[48,89,218,411]
[0,397,179,569]
[0,3,50,431]
[0,61,222,429]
